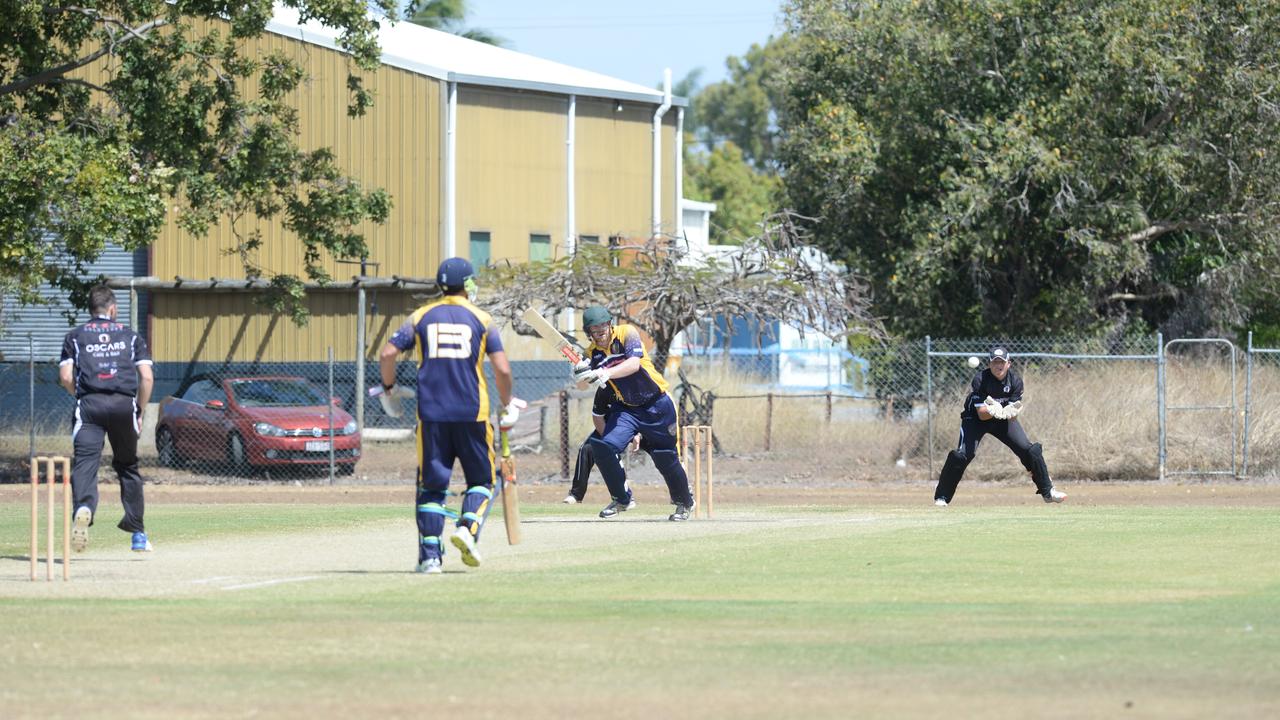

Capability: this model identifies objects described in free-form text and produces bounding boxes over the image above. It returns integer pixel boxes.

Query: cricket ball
[967,356,980,368]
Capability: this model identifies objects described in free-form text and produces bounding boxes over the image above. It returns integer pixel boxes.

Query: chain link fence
[3,332,1277,486]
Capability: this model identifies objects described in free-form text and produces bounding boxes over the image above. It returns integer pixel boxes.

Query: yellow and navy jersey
[587,324,667,407]
[389,296,504,422]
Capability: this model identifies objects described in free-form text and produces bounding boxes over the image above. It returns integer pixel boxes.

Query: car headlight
[342,420,358,435]
[254,422,286,437]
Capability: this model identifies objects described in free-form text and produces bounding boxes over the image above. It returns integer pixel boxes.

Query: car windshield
[230,379,328,408]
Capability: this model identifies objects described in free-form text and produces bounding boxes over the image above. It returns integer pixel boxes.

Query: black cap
[989,347,1010,362]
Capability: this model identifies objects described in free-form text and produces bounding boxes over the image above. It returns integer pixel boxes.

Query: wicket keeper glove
[983,396,1008,420]
[1004,400,1023,418]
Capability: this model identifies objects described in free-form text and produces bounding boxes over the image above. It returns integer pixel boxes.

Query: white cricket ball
[967,356,980,368]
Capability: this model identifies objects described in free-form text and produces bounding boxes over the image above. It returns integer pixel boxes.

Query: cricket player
[571,305,695,521]
[379,257,520,574]
[934,347,1067,506]
[563,386,642,504]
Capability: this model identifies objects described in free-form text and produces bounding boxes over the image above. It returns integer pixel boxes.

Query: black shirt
[961,368,1024,420]
[60,317,153,398]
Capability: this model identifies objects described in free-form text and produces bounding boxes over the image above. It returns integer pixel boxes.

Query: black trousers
[71,393,146,533]
[934,417,1051,501]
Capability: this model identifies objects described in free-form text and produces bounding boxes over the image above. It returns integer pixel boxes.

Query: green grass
[2,499,1278,719]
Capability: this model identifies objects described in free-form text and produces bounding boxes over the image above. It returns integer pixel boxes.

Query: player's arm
[136,364,154,409]
[378,341,402,391]
[490,349,513,409]
[58,334,75,395]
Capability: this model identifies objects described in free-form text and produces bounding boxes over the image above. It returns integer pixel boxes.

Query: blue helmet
[437,257,475,290]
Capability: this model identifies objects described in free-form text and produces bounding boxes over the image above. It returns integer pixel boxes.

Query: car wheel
[227,432,253,475]
[336,462,357,476]
[157,427,180,468]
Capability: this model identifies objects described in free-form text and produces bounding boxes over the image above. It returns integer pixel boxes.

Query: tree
[1,1,394,322]
[405,0,504,46]
[684,141,782,245]
[696,36,793,170]
[480,213,880,373]
[778,0,1280,339]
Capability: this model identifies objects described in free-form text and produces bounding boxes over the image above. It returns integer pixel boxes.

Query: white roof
[267,5,686,106]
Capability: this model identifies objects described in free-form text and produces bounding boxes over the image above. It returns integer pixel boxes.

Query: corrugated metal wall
[575,98,659,242]
[455,87,567,264]
[149,289,426,363]
[0,244,146,361]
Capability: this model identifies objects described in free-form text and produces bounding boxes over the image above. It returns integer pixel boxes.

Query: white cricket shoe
[415,558,442,574]
[934,498,948,507]
[562,494,579,504]
[1043,488,1067,503]
[71,506,91,552]
[598,499,636,519]
[450,527,482,567]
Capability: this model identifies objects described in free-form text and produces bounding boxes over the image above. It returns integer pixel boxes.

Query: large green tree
[684,140,781,245]
[696,36,792,170]
[779,0,1280,338]
[1,1,394,322]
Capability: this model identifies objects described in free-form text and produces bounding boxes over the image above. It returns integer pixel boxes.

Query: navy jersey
[59,317,153,398]
[587,324,667,407]
[389,296,505,422]
[961,368,1024,420]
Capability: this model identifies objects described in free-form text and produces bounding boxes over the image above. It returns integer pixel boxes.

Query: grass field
[1,482,1278,719]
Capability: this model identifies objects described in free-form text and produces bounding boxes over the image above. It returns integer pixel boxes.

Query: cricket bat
[500,425,522,545]
[520,307,584,364]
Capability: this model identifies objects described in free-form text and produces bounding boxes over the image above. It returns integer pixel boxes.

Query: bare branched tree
[481,212,883,370]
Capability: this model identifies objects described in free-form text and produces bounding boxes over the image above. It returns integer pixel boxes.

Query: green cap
[582,305,612,329]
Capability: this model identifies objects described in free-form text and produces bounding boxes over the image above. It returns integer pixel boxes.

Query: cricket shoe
[71,506,91,552]
[415,557,443,574]
[598,499,636,519]
[669,501,696,522]
[1042,488,1067,504]
[450,527,482,567]
[130,531,152,552]
[563,494,579,505]
[934,498,949,507]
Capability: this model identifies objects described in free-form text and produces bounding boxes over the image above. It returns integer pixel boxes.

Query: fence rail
[3,333,1279,486]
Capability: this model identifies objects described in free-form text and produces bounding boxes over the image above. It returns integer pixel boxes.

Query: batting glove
[571,358,594,384]
[499,398,527,431]
[587,367,612,389]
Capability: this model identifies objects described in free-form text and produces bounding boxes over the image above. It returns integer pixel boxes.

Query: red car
[156,374,361,474]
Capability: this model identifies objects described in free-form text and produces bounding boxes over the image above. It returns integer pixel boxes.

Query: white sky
[465,0,785,93]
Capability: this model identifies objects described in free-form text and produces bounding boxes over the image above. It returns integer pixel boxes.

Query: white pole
[675,106,684,245]
[652,69,672,237]
[566,94,576,258]
[445,80,458,258]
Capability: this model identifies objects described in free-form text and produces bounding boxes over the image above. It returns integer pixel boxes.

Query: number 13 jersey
[389,296,505,422]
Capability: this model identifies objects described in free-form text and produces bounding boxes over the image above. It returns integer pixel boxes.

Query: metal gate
[1160,338,1237,479]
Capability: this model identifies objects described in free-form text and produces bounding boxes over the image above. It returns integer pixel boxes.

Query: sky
[464,0,786,93]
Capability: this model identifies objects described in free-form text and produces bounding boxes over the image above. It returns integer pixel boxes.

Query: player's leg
[567,432,596,503]
[634,394,694,519]
[69,396,106,522]
[995,421,1062,500]
[590,411,639,517]
[452,421,497,566]
[415,421,455,573]
[102,395,146,536]
[934,421,982,505]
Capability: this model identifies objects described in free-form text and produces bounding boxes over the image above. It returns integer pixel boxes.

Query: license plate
[305,440,331,452]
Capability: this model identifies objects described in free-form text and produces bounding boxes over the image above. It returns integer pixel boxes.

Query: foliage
[684,141,782,245]
[404,0,504,46]
[778,0,1280,339]
[480,213,880,371]
[0,0,395,324]
[695,36,792,170]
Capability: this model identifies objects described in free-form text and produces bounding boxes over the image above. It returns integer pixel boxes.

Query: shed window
[530,234,552,262]
[469,232,491,268]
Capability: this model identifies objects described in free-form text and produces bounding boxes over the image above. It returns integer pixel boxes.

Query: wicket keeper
[934,347,1067,506]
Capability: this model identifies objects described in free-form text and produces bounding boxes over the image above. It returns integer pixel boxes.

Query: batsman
[378,257,521,574]
[572,305,695,521]
[934,347,1067,506]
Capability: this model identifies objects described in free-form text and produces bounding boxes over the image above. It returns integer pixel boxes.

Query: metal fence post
[559,390,570,479]
[1156,332,1165,480]
[356,284,366,432]
[28,334,35,462]
[925,336,934,482]
[327,346,336,485]
[765,392,774,452]
[1243,330,1253,478]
